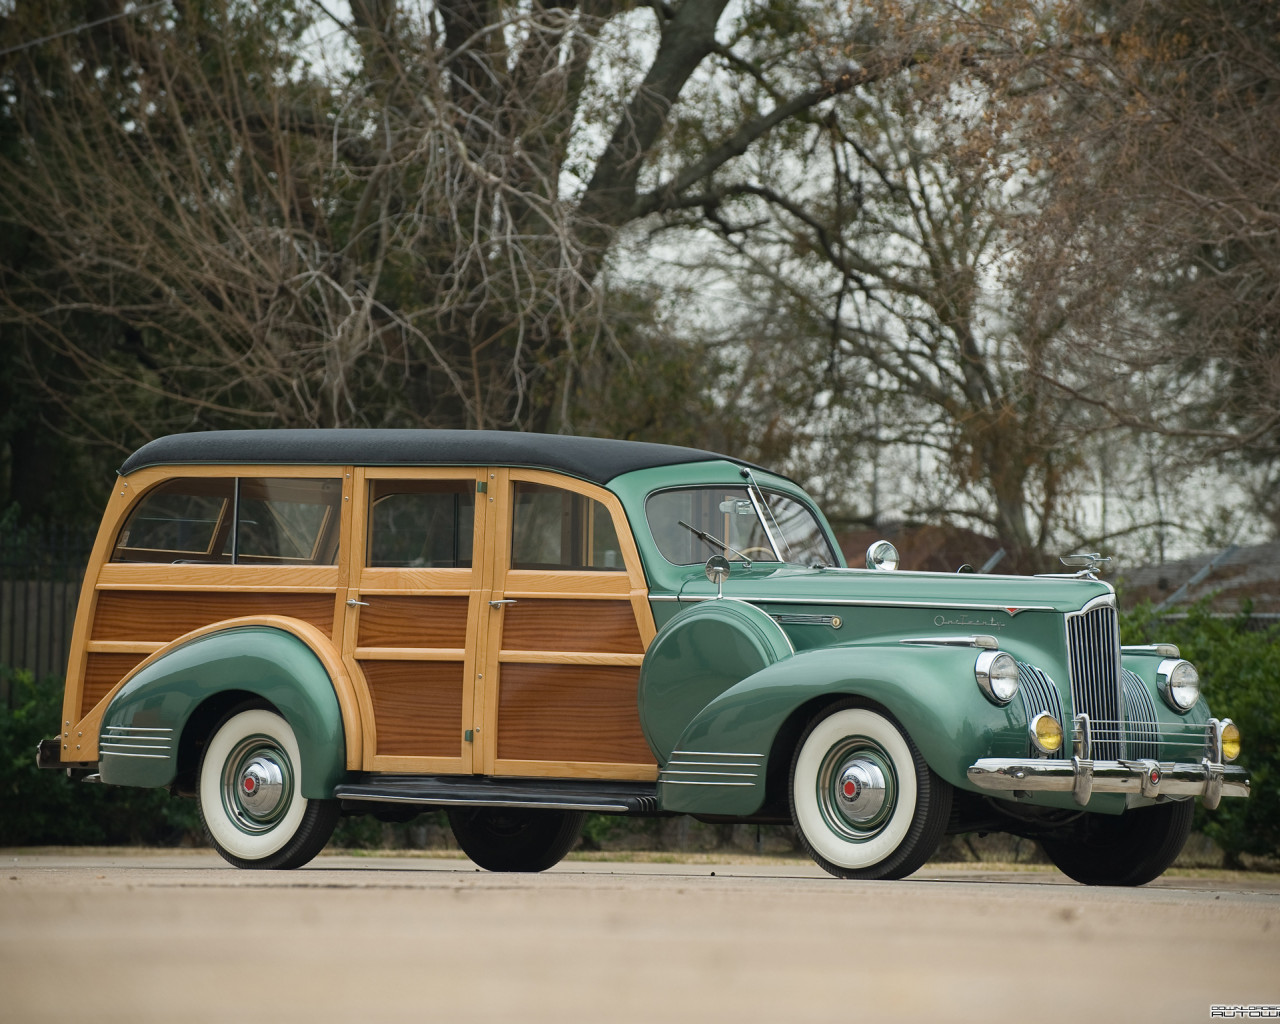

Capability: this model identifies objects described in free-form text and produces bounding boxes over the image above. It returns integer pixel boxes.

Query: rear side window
[112,477,341,564]
[367,480,475,568]
[511,482,623,571]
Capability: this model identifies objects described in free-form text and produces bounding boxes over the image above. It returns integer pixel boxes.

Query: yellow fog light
[1030,712,1063,754]
[1221,720,1241,762]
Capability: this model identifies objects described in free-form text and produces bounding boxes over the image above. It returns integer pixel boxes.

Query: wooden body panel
[362,660,466,758]
[91,590,335,643]
[479,469,658,781]
[81,653,148,719]
[344,467,487,774]
[499,599,644,654]
[63,459,660,783]
[494,664,653,764]
[61,465,353,761]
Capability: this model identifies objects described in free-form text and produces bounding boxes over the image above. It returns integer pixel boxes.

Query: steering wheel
[739,546,774,560]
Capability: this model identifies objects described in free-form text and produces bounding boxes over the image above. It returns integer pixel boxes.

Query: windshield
[646,486,837,566]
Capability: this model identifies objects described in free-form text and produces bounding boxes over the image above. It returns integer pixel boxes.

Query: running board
[334,774,660,815]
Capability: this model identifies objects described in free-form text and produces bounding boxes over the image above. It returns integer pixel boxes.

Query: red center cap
[1150,769,1160,783]
[843,779,857,798]
[244,777,256,793]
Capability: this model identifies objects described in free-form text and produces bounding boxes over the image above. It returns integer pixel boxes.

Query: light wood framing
[61,459,661,783]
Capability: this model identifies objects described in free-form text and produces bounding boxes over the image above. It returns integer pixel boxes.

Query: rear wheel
[447,807,584,872]
[1040,798,1194,886]
[198,708,339,870]
[790,703,951,880]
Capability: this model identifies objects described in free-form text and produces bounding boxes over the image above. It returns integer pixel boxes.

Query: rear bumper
[967,756,1250,809]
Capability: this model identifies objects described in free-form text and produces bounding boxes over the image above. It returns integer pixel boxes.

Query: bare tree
[1019,0,1280,527]
[637,3,1100,570]
[0,0,915,470]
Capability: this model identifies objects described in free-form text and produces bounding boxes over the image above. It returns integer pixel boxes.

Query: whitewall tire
[790,703,951,880]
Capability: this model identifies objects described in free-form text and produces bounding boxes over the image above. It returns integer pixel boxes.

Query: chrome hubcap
[816,739,897,841]
[221,736,294,835]
[238,756,286,818]
[836,759,887,822]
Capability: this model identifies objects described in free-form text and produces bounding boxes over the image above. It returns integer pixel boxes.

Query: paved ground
[2,849,1278,1023]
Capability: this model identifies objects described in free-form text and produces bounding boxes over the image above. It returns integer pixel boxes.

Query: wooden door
[343,468,489,773]
[476,470,659,781]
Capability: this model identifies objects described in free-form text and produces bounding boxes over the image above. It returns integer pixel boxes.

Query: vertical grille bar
[1066,602,1123,759]
[1121,669,1160,760]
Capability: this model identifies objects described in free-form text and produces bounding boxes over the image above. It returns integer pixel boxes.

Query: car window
[511,482,623,571]
[235,478,342,564]
[111,477,341,564]
[645,486,836,566]
[112,478,234,562]
[367,479,475,568]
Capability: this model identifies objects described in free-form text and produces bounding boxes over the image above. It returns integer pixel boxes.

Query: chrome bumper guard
[967,757,1250,809]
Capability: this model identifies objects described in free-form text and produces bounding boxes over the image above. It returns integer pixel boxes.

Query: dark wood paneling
[495,664,654,764]
[91,591,334,642]
[362,660,464,758]
[357,596,469,649]
[501,600,642,654]
[81,653,147,717]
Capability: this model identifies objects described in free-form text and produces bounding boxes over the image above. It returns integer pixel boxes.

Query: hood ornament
[1059,552,1111,579]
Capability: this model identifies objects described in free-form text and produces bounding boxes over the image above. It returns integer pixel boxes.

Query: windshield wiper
[678,521,754,564]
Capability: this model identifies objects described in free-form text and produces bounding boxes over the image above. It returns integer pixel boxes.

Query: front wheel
[790,703,952,880]
[447,807,584,872]
[1040,798,1194,886]
[198,707,339,870]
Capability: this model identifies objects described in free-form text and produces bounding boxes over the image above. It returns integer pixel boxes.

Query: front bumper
[967,757,1250,809]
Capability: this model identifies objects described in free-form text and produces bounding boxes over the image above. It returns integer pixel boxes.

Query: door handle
[488,599,517,608]
[346,598,370,607]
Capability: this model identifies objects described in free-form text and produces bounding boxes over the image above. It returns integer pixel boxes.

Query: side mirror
[705,555,731,597]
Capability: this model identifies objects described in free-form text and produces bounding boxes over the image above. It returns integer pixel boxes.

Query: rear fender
[98,624,348,798]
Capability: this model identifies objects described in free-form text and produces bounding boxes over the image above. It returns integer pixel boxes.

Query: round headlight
[1029,712,1063,754]
[865,540,900,571]
[1220,720,1241,762]
[976,651,1019,705]
[1158,659,1200,712]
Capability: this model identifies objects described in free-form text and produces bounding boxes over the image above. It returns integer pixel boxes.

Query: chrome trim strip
[99,751,170,760]
[652,595,1058,612]
[663,761,763,768]
[100,742,172,751]
[660,770,758,779]
[901,635,999,649]
[967,757,1250,803]
[657,780,756,787]
[102,726,174,733]
[670,750,763,759]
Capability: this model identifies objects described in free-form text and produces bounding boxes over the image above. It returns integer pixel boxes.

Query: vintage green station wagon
[37,430,1249,883]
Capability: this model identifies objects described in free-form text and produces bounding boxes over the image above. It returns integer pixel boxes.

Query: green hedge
[1120,603,1279,866]
[0,668,199,846]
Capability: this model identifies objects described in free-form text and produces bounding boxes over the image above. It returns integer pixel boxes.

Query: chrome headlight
[1157,658,1200,712]
[975,651,1019,705]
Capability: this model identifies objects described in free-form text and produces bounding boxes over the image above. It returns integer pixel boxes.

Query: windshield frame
[644,483,838,568]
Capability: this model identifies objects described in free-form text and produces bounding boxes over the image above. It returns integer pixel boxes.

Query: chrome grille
[1121,669,1160,760]
[1066,602,1123,758]
[1017,662,1064,752]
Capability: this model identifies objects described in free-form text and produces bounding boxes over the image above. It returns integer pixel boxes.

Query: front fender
[658,644,1029,815]
[98,626,347,798]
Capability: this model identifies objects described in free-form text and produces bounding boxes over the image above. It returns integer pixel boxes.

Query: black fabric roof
[118,430,742,484]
